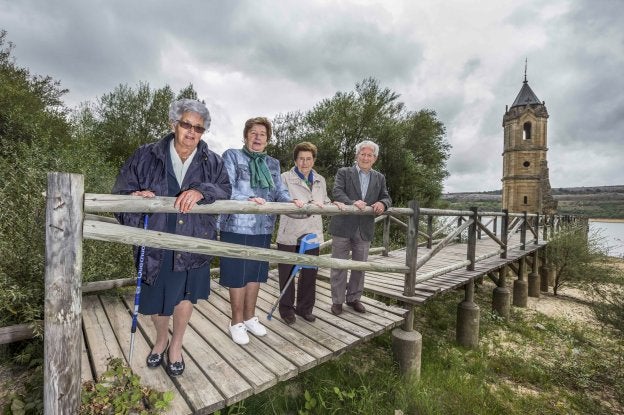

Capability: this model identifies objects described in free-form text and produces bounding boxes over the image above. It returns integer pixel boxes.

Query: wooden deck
[80,238,542,414]
[81,272,407,414]
[317,238,545,305]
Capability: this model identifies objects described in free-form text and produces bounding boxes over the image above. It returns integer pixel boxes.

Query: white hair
[168,99,211,130]
[355,140,379,157]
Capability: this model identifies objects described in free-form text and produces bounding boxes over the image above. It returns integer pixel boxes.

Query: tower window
[523,196,528,204]
[523,161,530,167]
[523,122,532,140]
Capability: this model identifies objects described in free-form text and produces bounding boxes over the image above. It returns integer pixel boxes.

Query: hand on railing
[332,201,346,210]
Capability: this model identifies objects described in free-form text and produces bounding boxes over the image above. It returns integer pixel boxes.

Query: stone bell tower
[502,64,557,214]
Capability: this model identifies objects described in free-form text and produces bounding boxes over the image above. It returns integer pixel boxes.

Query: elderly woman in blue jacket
[113,99,231,376]
[219,117,303,345]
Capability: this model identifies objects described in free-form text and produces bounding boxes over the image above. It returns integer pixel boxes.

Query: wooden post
[500,209,508,259]
[493,216,497,237]
[534,212,540,244]
[426,215,433,249]
[520,211,527,250]
[382,215,390,257]
[457,215,463,243]
[466,207,478,271]
[403,200,420,308]
[476,214,482,240]
[44,172,84,414]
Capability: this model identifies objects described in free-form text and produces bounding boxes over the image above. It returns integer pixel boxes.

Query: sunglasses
[177,120,206,134]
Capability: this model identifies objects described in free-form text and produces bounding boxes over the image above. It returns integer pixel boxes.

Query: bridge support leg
[528,250,540,298]
[492,266,510,319]
[457,282,480,348]
[392,307,422,378]
[513,257,528,307]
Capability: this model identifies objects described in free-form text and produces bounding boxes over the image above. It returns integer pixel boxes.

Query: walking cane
[267,233,320,320]
[129,214,149,366]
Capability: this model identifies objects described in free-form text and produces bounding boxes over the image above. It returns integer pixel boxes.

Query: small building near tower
[502,70,558,215]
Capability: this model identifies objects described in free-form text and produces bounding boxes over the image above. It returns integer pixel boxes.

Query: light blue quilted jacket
[218,148,292,235]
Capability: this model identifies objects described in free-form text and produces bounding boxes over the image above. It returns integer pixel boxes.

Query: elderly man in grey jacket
[329,140,391,315]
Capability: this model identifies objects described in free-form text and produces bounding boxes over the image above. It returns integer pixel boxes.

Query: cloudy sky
[1,0,622,192]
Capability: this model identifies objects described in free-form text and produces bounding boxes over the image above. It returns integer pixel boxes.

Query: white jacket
[276,168,331,245]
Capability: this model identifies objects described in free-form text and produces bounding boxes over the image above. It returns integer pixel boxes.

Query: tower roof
[510,79,541,108]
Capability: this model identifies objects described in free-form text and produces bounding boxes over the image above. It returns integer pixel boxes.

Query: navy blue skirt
[219,232,271,288]
[139,249,211,316]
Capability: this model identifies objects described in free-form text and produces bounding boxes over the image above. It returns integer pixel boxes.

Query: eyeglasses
[177,120,206,134]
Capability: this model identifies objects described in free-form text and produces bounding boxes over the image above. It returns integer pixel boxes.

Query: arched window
[523,122,532,140]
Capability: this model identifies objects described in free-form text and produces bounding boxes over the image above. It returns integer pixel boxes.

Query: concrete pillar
[492,266,510,319]
[513,257,528,307]
[528,251,540,298]
[457,282,480,348]
[391,328,422,378]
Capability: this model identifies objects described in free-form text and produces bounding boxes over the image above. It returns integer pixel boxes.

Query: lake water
[589,220,624,258]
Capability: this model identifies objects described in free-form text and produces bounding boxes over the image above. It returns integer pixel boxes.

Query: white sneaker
[229,322,249,345]
[243,316,267,337]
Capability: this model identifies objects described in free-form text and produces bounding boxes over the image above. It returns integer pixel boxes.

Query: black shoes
[283,314,296,325]
[331,304,343,315]
[146,341,168,368]
[346,300,366,313]
[166,353,185,377]
[299,313,316,322]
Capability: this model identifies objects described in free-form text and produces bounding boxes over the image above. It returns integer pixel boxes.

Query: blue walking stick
[129,214,148,366]
[267,233,320,321]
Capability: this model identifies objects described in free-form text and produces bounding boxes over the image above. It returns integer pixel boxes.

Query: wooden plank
[193,300,299,380]
[82,296,126,379]
[212,284,340,359]
[184,302,277,394]
[254,288,356,355]
[98,296,192,415]
[81,331,93,383]
[131,304,251,408]
[202,292,317,370]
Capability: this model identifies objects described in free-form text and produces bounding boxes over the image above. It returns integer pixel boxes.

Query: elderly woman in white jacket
[276,142,343,324]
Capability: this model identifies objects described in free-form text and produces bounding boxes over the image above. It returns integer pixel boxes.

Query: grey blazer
[329,166,392,241]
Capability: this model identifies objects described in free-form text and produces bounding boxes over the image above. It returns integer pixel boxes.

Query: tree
[269,78,450,206]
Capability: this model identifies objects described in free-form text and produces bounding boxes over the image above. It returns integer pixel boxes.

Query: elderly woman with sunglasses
[113,98,231,376]
[219,117,304,345]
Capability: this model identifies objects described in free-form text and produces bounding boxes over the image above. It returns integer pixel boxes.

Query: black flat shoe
[301,314,316,322]
[146,341,168,368]
[166,354,185,377]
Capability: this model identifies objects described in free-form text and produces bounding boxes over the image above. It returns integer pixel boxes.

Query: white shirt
[169,139,197,186]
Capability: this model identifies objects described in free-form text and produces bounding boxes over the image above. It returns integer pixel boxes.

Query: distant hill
[441,185,624,219]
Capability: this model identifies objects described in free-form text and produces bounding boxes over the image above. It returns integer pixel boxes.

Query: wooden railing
[40,172,579,413]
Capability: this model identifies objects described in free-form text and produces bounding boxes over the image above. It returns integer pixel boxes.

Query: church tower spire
[502,65,557,214]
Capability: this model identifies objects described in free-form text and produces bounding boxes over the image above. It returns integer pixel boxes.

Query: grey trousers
[330,233,371,304]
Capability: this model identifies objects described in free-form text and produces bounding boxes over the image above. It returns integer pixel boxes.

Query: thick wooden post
[457,216,463,243]
[476,214,482,239]
[44,172,84,414]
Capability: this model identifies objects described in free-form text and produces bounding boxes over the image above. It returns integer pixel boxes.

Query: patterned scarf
[294,166,314,189]
[242,147,275,190]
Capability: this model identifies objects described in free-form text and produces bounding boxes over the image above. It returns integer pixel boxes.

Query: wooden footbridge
[39,173,579,414]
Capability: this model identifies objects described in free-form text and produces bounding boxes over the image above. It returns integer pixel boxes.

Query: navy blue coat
[112,133,232,284]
